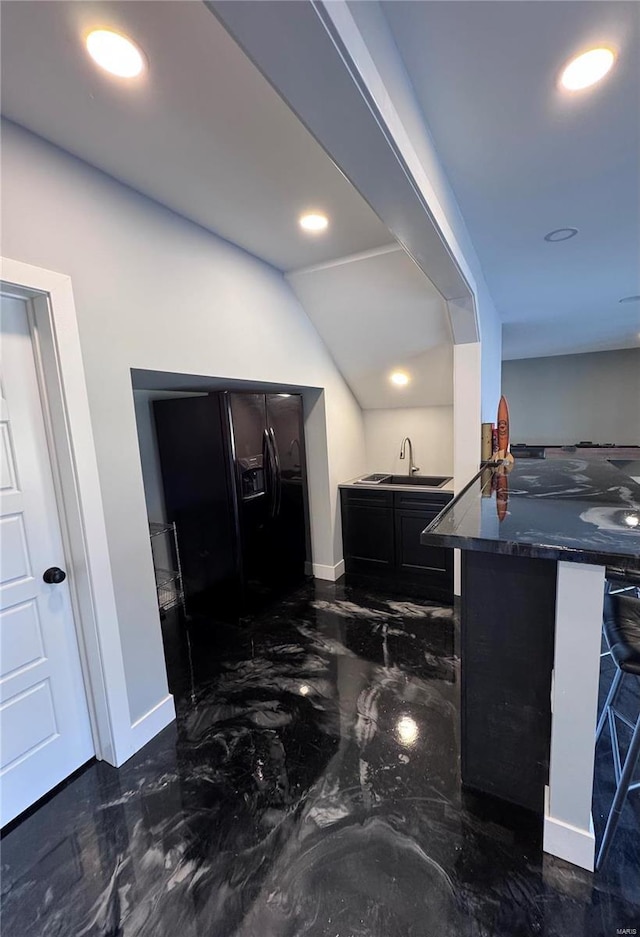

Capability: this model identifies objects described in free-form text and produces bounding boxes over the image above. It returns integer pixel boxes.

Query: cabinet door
[461,551,556,812]
[342,499,394,575]
[395,509,451,575]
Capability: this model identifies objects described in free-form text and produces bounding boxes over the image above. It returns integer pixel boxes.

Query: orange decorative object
[496,395,510,458]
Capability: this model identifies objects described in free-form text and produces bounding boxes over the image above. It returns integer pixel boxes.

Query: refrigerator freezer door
[266,394,308,585]
[227,392,271,503]
[227,393,267,466]
[153,395,237,615]
[224,394,270,604]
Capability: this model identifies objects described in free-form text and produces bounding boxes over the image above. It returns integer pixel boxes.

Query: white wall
[363,407,453,476]
[502,349,640,445]
[1,121,366,728]
[453,342,482,595]
[134,391,168,527]
[133,391,170,586]
[454,343,482,484]
[287,247,453,411]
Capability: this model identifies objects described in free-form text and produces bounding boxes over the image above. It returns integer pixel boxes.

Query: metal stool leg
[596,668,623,742]
[596,712,640,869]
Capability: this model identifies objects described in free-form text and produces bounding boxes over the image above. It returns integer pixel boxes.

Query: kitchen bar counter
[420,458,640,872]
[421,458,640,569]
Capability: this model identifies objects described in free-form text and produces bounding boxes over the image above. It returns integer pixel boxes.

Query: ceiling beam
[206,0,477,344]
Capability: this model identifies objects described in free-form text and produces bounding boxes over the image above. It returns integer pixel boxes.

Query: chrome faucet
[399,437,420,475]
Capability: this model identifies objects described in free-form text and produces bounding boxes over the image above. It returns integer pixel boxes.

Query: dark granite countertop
[420,458,640,570]
[339,475,454,495]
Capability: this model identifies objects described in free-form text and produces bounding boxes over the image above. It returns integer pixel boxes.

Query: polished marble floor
[2,579,639,936]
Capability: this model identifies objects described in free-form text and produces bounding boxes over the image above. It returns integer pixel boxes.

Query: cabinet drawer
[393,491,452,513]
[341,487,393,508]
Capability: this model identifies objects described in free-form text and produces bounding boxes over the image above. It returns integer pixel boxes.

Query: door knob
[43,567,66,584]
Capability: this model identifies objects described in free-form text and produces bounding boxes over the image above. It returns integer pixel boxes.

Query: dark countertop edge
[419,528,640,570]
[419,464,640,568]
[517,445,640,451]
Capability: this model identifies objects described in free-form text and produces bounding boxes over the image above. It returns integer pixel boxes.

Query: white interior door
[0,295,93,827]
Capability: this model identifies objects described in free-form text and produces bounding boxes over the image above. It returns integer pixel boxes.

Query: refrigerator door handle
[262,428,273,513]
[264,428,278,518]
[269,427,282,518]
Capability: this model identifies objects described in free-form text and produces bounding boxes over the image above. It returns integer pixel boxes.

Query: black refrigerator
[153,392,310,619]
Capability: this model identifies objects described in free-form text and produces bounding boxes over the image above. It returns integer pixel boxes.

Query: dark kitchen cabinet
[340,488,394,576]
[395,510,450,574]
[340,487,453,602]
[461,550,556,812]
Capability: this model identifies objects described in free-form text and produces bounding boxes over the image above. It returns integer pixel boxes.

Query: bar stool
[595,592,640,869]
[601,568,640,663]
[605,566,640,597]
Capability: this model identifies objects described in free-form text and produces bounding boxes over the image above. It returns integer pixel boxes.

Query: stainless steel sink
[389,475,451,487]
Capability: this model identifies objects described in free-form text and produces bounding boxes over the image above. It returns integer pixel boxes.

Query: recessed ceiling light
[299,212,328,233]
[619,295,640,304]
[390,371,410,386]
[544,227,579,242]
[85,29,145,78]
[560,48,615,91]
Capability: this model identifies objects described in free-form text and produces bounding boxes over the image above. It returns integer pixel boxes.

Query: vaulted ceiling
[0,0,452,409]
[0,0,391,273]
[3,1,639,368]
[288,246,452,409]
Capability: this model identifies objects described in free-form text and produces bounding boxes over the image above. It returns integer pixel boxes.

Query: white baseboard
[543,788,595,871]
[313,559,345,581]
[122,693,176,764]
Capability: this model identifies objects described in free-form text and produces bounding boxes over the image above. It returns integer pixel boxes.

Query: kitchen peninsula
[421,458,640,871]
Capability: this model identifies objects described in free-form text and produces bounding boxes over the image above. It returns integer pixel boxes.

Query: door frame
[1,257,130,766]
